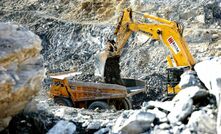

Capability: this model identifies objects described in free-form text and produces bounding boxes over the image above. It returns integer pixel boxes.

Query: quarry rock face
[0,23,44,131]
[0,0,221,133]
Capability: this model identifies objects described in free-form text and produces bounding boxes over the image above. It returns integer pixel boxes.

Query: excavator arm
[95,8,195,94]
[112,8,195,67]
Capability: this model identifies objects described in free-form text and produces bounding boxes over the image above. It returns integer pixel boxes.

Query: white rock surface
[168,98,193,124]
[187,110,216,133]
[172,86,208,102]
[194,57,221,103]
[194,57,221,133]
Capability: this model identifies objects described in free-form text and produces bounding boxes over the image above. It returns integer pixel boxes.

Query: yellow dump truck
[49,71,146,110]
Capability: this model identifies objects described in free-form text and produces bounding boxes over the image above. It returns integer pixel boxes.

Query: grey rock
[159,123,171,130]
[179,70,201,89]
[87,121,101,130]
[172,86,208,102]
[187,110,216,133]
[168,98,193,124]
[47,120,76,134]
[147,108,168,123]
[1,0,221,133]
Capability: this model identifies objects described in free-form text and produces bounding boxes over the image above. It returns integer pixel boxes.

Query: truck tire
[88,101,109,110]
[117,98,132,110]
[54,97,73,107]
[111,98,132,110]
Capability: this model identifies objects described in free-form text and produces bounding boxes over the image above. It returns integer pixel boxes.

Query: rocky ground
[0,0,221,133]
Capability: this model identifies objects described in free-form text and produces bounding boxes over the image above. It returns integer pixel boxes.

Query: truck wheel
[117,98,132,110]
[54,97,73,107]
[88,101,109,110]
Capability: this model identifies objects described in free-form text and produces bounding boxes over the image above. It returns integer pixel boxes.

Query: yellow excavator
[95,8,196,94]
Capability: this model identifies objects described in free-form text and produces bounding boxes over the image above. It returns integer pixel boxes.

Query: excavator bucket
[95,50,123,85]
[94,40,116,77]
[94,50,109,77]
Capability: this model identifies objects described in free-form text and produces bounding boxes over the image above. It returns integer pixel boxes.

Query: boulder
[47,120,76,134]
[168,98,193,124]
[112,110,155,134]
[194,57,221,103]
[147,108,167,123]
[194,57,221,133]
[179,70,201,89]
[172,86,208,102]
[0,23,44,131]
